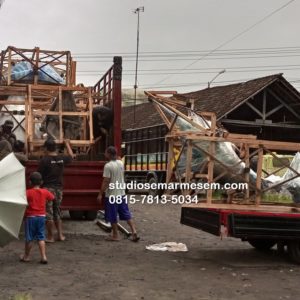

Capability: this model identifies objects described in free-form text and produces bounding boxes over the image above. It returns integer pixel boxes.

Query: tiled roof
[122,74,300,129]
[121,101,164,130]
[173,74,283,119]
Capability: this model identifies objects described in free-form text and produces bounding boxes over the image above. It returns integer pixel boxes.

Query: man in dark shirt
[38,139,72,242]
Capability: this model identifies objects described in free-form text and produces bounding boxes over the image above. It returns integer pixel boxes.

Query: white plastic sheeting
[146,242,188,252]
[0,153,27,247]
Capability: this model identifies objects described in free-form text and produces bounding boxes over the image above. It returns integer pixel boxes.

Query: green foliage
[262,192,293,204]
[11,293,32,300]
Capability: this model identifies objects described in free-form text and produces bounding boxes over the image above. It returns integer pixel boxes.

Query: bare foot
[57,236,66,242]
[45,239,55,243]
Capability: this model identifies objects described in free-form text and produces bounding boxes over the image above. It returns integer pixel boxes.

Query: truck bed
[181,203,300,240]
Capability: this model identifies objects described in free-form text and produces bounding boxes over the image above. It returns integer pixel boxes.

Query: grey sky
[0,0,299,93]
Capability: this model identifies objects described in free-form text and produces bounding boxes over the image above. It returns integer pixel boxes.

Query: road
[0,200,299,300]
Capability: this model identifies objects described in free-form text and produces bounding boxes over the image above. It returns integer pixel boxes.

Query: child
[20,172,54,264]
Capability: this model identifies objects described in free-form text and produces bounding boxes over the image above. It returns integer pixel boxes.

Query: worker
[0,139,12,161]
[37,138,72,243]
[0,120,14,140]
[97,146,139,242]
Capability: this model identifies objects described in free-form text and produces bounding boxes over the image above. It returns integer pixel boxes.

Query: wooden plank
[88,88,94,143]
[34,47,40,85]
[58,86,63,140]
[245,145,250,200]
[31,139,94,145]
[166,139,174,184]
[0,101,26,105]
[64,139,74,157]
[182,203,300,214]
[207,141,215,204]
[184,140,193,196]
[71,61,76,86]
[255,147,263,205]
[7,48,12,85]
[222,118,300,129]
[33,111,89,116]
[153,102,171,128]
[226,133,257,140]
[166,134,300,152]
[245,101,263,118]
[24,86,30,155]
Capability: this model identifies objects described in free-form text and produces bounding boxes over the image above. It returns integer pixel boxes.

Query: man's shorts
[45,187,62,221]
[25,216,46,242]
[104,196,132,224]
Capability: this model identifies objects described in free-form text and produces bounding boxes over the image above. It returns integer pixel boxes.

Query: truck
[123,124,168,196]
[143,90,300,264]
[0,46,122,220]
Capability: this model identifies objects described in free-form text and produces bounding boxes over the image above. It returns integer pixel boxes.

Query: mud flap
[181,207,221,236]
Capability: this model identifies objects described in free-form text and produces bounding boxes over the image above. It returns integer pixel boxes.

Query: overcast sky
[0,0,299,95]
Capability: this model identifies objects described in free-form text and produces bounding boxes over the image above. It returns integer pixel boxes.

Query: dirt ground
[1,199,300,300]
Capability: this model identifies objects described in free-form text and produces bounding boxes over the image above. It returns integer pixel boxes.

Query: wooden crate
[145,91,300,208]
[0,46,75,86]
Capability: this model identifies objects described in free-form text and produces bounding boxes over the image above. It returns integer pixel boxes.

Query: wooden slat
[255,147,263,205]
[58,86,63,140]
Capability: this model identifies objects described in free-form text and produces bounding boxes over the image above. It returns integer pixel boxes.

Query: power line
[152,0,297,86]
[76,54,300,63]
[76,64,300,72]
[73,46,300,56]
[77,65,300,75]
[119,77,300,89]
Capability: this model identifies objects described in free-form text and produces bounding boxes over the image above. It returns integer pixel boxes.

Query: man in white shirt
[97,146,139,242]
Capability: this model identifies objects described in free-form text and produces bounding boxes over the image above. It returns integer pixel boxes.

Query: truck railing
[92,56,122,152]
[123,124,169,171]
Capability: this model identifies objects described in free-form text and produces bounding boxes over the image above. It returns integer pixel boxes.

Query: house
[122,74,300,143]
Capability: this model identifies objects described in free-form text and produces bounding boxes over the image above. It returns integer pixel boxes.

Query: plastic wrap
[10,61,65,84]
[160,104,258,188]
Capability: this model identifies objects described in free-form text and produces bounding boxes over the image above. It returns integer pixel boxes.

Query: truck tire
[248,239,276,251]
[148,176,163,197]
[287,240,300,264]
[69,210,84,220]
[84,211,97,221]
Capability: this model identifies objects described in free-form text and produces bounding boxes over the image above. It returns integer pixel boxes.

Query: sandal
[131,233,140,242]
[19,255,30,263]
[40,259,48,265]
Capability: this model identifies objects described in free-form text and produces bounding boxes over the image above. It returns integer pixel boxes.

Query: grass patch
[262,192,293,204]
[11,293,32,300]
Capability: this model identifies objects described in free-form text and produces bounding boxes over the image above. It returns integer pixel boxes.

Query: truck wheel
[248,239,276,251]
[84,211,97,221]
[69,210,84,220]
[287,240,300,264]
[147,177,163,197]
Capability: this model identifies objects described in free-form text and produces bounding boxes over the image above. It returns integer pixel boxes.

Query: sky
[0,0,299,97]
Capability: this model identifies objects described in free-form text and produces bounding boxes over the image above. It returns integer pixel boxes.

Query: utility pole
[133,6,144,125]
[208,69,226,88]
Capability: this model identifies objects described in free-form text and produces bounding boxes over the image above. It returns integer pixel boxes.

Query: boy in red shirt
[20,172,54,264]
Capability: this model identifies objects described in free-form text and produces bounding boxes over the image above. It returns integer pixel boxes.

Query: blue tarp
[10,61,65,84]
